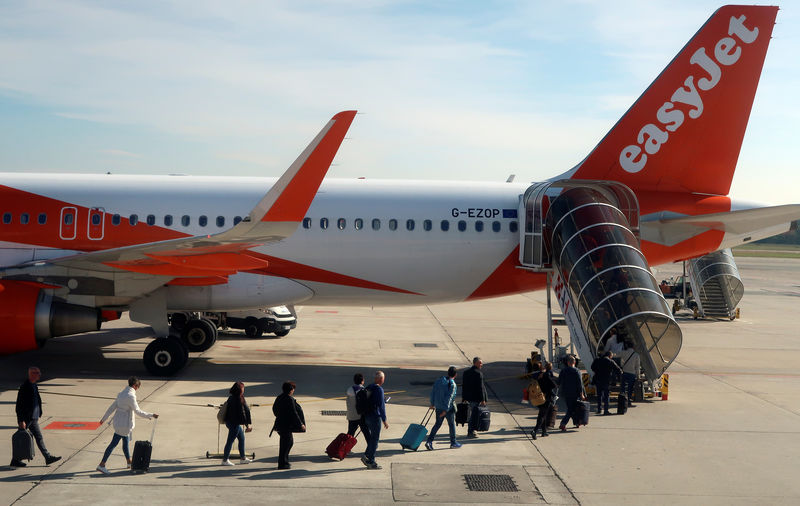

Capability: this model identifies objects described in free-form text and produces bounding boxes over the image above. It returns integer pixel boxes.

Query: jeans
[347,417,370,440]
[102,432,130,462]
[27,419,51,458]
[467,401,481,434]
[427,408,456,444]
[223,422,245,460]
[534,400,553,434]
[364,413,382,463]
[622,372,636,402]
[561,398,580,427]
[278,431,293,467]
[596,384,610,413]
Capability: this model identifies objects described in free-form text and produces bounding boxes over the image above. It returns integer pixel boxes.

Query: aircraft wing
[641,204,800,247]
[2,110,357,278]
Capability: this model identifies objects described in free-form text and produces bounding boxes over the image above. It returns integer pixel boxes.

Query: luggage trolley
[205,403,257,460]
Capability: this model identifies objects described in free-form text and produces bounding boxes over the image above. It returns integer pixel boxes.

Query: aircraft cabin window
[20,213,30,225]
[64,214,73,226]
[354,218,363,230]
[233,216,242,225]
[510,221,518,233]
[38,213,47,225]
[423,220,432,231]
[217,216,225,227]
[337,218,346,230]
[181,215,190,227]
[112,214,121,226]
[475,220,483,232]
[320,218,329,230]
[406,219,415,231]
[129,214,138,226]
[92,214,102,226]
[492,221,501,232]
[458,220,467,232]
[302,218,311,229]
[146,214,156,226]
[164,215,173,226]
[440,220,449,231]
[2,213,10,224]
[198,215,207,227]
[372,218,381,231]
[389,219,398,231]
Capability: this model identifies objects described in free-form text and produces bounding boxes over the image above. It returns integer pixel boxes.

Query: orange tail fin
[564,5,777,196]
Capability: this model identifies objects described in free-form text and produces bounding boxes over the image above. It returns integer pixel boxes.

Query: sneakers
[424,441,434,451]
[541,432,549,437]
[10,460,26,468]
[531,431,537,440]
[450,442,462,449]
[96,465,110,475]
[368,461,382,470]
[277,463,291,469]
[361,456,370,468]
[222,459,235,466]
[240,457,252,464]
[45,455,61,465]
[467,432,478,439]
[559,425,567,432]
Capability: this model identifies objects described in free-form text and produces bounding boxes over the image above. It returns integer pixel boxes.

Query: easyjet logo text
[619,14,759,174]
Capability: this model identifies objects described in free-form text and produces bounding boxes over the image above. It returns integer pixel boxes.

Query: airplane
[1,5,798,379]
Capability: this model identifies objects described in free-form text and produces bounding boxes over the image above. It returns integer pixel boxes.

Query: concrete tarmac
[1,256,799,505]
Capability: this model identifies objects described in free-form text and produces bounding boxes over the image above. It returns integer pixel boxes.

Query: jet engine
[0,280,100,354]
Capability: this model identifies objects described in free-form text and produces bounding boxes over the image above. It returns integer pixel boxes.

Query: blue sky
[1,0,798,204]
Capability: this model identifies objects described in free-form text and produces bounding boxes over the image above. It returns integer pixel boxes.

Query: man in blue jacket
[361,371,388,470]
[425,366,462,450]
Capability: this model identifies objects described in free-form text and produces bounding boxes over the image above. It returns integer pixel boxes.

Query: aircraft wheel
[274,329,290,338]
[181,319,217,351]
[144,337,185,376]
[244,317,263,338]
[169,312,189,332]
[168,336,189,369]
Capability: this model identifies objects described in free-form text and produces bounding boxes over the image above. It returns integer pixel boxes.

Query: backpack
[216,400,228,424]
[527,380,546,407]
[355,386,371,415]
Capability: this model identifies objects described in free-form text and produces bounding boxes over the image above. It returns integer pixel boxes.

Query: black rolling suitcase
[131,419,157,473]
[12,428,35,462]
[617,394,628,415]
[456,401,470,426]
[575,400,590,426]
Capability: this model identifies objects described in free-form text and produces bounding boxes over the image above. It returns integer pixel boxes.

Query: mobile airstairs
[518,180,682,382]
[686,249,744,320]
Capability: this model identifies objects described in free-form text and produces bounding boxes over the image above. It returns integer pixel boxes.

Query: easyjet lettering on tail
[619,14,759,174]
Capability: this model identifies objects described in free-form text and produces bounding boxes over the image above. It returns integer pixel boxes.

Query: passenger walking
[97,377,158,474]
[558,356,586,431]
[531,362,557,440]
[272,381,305,470]
[362,371,389,470]
[345,373,370,439]
[11,366,61,468]
[221,381,253,466]
[424,366,461,450]
[620,342,641,406]
[591,351,623,415]
[462,357,488,439]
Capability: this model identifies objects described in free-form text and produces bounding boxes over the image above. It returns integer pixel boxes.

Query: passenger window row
[1,213,244,228]
[302,217,519,233]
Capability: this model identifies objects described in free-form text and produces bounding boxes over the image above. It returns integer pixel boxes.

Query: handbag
[216,400,228,424]
[528,381,546,407]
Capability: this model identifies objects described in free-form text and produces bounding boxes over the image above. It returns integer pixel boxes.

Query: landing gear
[144,337,188,376]
[181,318,218,351]
[244,317,262,338]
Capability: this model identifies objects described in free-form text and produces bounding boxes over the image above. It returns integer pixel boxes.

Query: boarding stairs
[518,180,682,382]
[686,249,743,319]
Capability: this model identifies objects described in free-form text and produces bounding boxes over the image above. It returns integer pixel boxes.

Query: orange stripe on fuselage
[467,246,546,301]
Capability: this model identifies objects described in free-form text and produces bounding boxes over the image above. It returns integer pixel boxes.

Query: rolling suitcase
[575,400,590,426]
[617,394,628,415]
[131,419,157,473]
[400,409,433,451]
[456,401,470,426]
[12,428,35,462]
[326,431,358,460]
[473,405,491,432]
[547,405,558,429]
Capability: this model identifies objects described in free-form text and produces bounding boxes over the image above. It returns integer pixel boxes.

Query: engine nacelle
[0,280,100,354]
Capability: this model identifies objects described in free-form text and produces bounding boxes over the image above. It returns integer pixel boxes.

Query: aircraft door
[59,207,77,240]
[88,207,105,240]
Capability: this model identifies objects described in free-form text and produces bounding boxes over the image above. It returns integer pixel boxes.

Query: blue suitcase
[400,409,433,451]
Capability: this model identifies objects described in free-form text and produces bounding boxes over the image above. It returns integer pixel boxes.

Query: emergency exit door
[59,207,77,240]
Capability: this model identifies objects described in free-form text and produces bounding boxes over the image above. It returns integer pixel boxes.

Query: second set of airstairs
[686,249,744,319]
[517,180,682,382]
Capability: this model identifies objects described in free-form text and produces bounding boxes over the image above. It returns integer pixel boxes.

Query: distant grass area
[733,243,800,258]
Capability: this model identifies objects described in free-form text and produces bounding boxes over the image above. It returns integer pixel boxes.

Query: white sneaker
[96,465,110,475]
[240,458,252,464]
[222,459,235,466]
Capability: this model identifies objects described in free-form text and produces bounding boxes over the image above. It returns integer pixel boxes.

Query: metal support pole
[546,272,553,363]
[682,260,687,305]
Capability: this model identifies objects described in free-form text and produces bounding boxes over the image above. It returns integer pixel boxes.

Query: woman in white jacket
[96,377,159,475]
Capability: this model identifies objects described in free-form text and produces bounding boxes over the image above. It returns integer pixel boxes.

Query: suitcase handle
[149,417,157,444]
[421,407,435,427]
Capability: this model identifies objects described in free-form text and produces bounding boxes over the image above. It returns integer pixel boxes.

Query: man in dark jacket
[272,381,305,470]
[362,371,388,470]
[591,351,623,415]
[461,357,488,438]
[12,366,60,468]
[558,356,586,431]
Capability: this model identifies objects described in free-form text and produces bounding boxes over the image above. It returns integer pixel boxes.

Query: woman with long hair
[222,381,253,466]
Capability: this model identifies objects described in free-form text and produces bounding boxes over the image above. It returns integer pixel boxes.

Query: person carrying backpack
[345,373,371,440]
[531,362,557,440]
